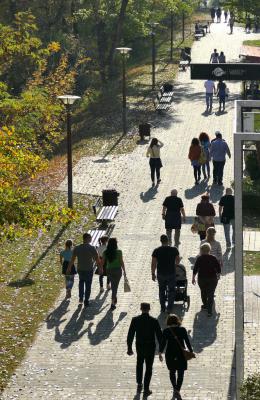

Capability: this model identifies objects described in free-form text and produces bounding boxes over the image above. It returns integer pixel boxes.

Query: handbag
[198,147,207,165]
[170,328,196,361]
[124,276,131,293]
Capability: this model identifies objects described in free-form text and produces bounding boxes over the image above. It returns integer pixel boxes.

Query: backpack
[199,147,207,164]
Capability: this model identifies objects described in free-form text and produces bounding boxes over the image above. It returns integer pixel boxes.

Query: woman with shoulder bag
[102,238,126,311]
[146,138,164,187]
[159,314,195,400]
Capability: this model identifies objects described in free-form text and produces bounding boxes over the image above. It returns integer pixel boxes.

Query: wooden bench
[179,60,189,71]
[88,224,115,247]
[154,85,174,113]
[93,197,118,224]
[194,33,204,40]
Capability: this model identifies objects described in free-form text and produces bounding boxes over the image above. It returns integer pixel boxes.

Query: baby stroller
[175,264,190,309]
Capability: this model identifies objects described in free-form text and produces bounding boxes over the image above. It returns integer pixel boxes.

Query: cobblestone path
[2,17,260,400]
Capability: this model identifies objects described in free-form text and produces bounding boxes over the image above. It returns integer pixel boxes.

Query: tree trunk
[256,142,260,170]
[96,20,108,83]
[107,0,129,78]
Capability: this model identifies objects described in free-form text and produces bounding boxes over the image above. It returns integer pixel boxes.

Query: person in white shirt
[209,49,219,63]
[204,79,216,111]
[146,138,164,187]
[201,227,223,270]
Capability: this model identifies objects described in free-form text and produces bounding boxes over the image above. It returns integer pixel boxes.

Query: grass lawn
[243,40,260,47]
[244,251,260,275]
[0,193,95,392]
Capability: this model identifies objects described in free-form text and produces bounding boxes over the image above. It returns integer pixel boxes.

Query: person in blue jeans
[60,239,77,299]
[204,79,216,112]
[151,235,180,313]
[219,188,235,248]
[68,233,101,307]
[210,131,231,185]
[199,132,211,179]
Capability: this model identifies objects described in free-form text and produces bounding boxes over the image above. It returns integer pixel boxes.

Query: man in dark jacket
[127,303,162,396]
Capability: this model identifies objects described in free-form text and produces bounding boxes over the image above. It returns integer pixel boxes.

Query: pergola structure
[234,100,260,399]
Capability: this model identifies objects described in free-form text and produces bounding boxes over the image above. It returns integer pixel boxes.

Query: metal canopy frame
[234,100,260,400]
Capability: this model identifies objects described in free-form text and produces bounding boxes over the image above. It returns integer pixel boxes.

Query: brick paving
[2,16,260,400]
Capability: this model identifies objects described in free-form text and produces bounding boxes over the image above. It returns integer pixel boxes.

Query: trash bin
[163,83,173,92]
[139,123,151,140]
[102,189,119,206]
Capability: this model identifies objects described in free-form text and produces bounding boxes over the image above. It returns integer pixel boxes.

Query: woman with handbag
[188,138,203,185]
[159,314,195,400]
[196,194,216,240]
[146,138,164,187]
[102,238,126,311]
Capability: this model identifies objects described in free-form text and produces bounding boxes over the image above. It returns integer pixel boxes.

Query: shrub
[245,151,260,180]
[241,373,260,400]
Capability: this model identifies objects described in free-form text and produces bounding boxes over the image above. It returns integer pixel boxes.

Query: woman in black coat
[159,314,194,400]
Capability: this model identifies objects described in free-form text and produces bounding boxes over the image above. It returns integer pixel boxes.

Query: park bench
[93,196,118,225]
[154,84,174,113]
[88,223,114,247]
[194,32,204,40]
[179,60,189,71]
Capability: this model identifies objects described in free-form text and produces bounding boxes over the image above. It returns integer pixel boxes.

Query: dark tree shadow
[192,309,220,353]
[8,278,35,288]
[140,186,159,202]
[87,310,127,345]
[46,299,70,330]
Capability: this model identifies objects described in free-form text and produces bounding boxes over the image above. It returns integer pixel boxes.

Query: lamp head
[57,95,81,105]
[116,47,132,55]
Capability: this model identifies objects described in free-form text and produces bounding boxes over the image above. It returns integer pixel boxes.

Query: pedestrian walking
[201,227,223,269]
[68,233,100,307]
[146,138,163,187]
[196,194,216,240]
[188,138,204,185]
[216,79,227,112]
[97,236,110,293]
[102,238,126,310]
[210,7,215,22]
[127,303,162,397]
[224,10,228,22]
[162,189,186,247]
[216,7,222,23]
[218,51,226,63]
[204,79,216,111]
[209,49,219,63]
[60,239,77,299]
[199,132,211,179]
[229,15,234,34]
[151,234,180,313]
[210,131,231,185]
[192,243,221,316]
[159,314,195,400]
[219,188,235,247]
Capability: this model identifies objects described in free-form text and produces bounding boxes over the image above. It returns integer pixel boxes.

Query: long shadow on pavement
[140,185,159,203]
[46,299,70,330]
[87,310,127,345]
[192,309,220,353]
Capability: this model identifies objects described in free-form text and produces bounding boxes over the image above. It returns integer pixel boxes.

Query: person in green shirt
[102,238,126,311]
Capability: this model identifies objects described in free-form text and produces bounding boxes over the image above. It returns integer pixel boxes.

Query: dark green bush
[245,152,260,180]
[241,374,260,400]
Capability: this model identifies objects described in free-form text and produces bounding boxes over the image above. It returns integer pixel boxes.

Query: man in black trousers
[127,303,162,397]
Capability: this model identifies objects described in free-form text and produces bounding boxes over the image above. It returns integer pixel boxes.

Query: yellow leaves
[47,42,61,53]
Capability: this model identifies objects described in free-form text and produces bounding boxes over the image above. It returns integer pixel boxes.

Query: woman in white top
[201,227,223,270]
[97,236,110,292]
[146,138,164,187]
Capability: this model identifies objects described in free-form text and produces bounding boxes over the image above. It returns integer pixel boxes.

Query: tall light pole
[116,47,132,136]
[150,22,159,90]
[170,11,174,61]
[57,95,81,209]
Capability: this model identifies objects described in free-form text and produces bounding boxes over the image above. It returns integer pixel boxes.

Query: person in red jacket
[188,138,202,185]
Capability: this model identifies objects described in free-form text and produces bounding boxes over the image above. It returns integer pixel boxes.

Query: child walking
[60,239,76,299]
[97,236,110,293]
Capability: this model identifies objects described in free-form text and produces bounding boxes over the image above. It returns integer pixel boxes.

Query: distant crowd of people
[210,6,259,34]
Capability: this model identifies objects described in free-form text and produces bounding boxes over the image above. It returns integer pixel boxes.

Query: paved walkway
[2,17,260,400]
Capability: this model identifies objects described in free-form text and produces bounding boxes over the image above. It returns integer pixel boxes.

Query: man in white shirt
[204,79,216,111]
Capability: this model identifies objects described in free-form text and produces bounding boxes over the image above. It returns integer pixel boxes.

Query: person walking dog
[127,303,162,397]
[146,138,163,187]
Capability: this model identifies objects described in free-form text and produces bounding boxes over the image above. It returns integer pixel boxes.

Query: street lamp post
[150,22,159,90]
[57,95,81,209]
[116,47,132,136]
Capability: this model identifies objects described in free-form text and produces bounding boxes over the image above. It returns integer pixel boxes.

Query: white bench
[179,60,189,71]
